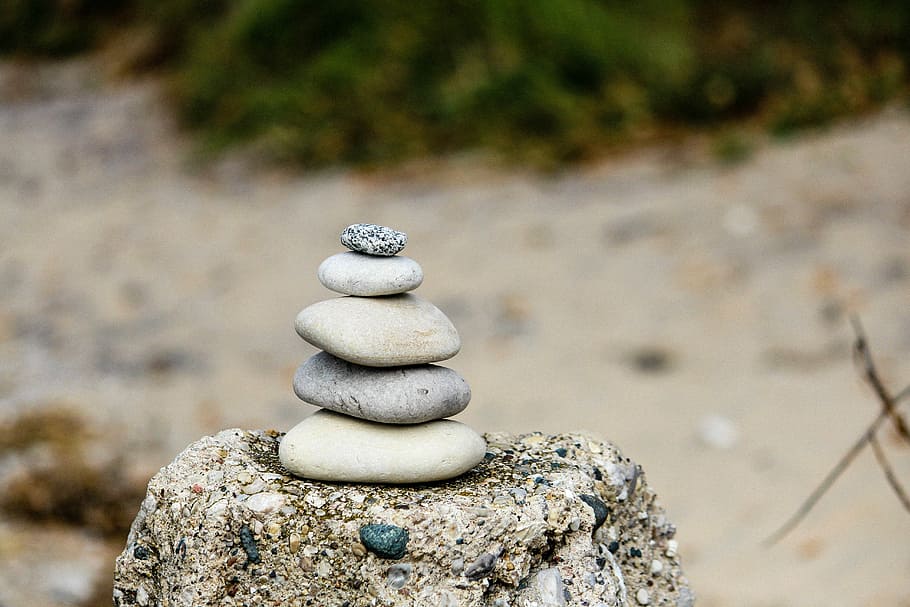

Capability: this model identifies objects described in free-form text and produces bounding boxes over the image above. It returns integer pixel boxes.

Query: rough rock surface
[114,428,692,606]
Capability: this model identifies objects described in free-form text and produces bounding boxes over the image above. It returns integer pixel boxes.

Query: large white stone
[278,409,487,483]
[317,252,423,296]
[295,294,461,366]
[294,351,471,423]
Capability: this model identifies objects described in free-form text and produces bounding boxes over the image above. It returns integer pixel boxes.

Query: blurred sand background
[1,61,909,606]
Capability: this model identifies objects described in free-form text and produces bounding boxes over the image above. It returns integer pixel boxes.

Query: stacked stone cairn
[279,223,487,483]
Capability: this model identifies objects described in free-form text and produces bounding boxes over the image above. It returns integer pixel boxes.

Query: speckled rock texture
[113,429,693,607]
[340,223,407,256]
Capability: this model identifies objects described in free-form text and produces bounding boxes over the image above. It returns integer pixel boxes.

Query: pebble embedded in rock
[295,294,461,367]
[340,223,407,256]
[536,567,566,606]
[278,409,487,483]
[359,524,409,559]
[579,494,609,531]
[463,553,498,580]
[318,252,423,296]
[293,351,471,423]
[386,563,412,588]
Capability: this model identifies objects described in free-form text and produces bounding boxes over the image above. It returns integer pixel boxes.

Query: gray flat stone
[294,352,471,423]
[114,428,693,606]
[278,410,487,483]
[295,294,461,366]
[317,251,423,296]
[340,223,407,256]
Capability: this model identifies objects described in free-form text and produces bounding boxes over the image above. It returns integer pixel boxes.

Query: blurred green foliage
[2,0,909,166]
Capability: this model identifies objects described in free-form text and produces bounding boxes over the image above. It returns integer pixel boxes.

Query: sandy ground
[1,60,909,606]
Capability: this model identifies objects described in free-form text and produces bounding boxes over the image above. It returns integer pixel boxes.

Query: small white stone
[318,252,423,296]
[650,559,663,574]
[665,539,678,558]
[246,492,285,514]
[636,588,651,605]
[536,567,566,606]
[696,414,739,450]
[295,294,461,367]
[241,478,267,494]
[305,493,327,508]
[278,409,486,484]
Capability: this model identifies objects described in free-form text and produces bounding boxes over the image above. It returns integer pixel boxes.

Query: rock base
[113,429,693,606]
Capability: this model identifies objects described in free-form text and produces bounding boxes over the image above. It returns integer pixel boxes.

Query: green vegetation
[2,1,909,167]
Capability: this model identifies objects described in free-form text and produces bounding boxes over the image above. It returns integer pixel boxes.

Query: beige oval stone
[317,252,423,296]
[278,410,486,483]
[294,294,461,367]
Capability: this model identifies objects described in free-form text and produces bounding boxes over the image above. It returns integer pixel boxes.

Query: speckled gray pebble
[293,351,471,423]
[295,294,461,367]
[359,524,409,559]
[340,223,407,256]
[317,251,423,296]
[114,429,693,606]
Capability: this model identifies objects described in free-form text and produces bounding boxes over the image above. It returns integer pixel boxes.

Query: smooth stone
[579,494,608,531]
[295,294,461,367]
[317,252,423,296]
[294,352,471,423]
[278,409,487,483]
[340,223,407,256]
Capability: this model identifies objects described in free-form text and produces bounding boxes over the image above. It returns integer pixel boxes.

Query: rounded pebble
[579,494,608,531]
[245,492,285,514]
[278,409,487,483]
[295,294,461,367]
[318,252,423,296]
[636,588,651,605]
[359,524,409,559]
[293,351,471,423]
[340,223,407,256]
[386,563,412,588]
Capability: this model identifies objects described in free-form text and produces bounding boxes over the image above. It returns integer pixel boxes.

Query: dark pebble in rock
[359,524,409,559]
[133,546,150,560]
[341,223,407,256]
[608,541,620,554]
[464,553,498,580]
[579,494,609,531]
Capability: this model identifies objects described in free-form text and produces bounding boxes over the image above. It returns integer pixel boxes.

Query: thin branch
[764,318,910,547]
[869,433,910,513]
[850,315,910,444]
[763,409,888,546]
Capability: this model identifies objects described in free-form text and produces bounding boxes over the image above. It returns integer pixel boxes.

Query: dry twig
[765,316,910,546]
